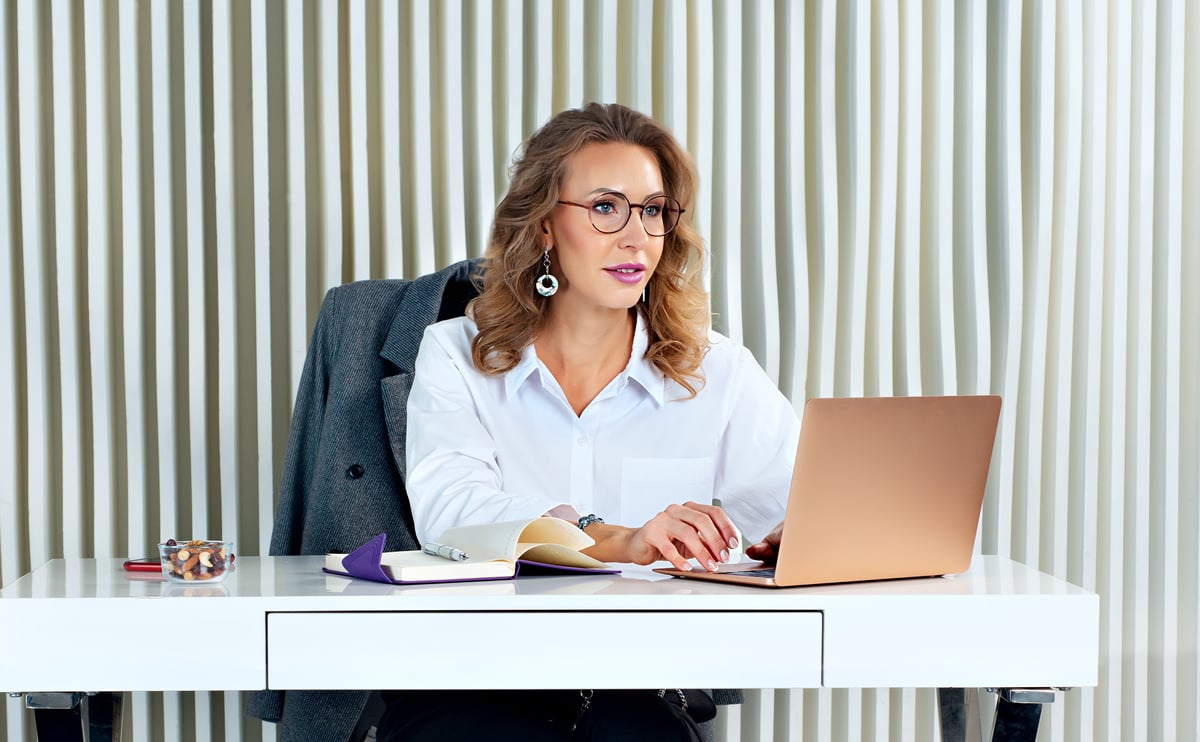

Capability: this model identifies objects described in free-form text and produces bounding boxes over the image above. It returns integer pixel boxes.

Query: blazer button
[346,464,365,479]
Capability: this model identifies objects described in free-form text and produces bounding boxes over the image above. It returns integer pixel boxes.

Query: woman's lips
[604,264,646,285]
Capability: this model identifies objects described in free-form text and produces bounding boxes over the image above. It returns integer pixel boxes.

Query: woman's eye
[642,204,662,217]
[592,201,617,215]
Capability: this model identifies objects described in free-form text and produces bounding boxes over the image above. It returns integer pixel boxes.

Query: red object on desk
[122,558,162,573]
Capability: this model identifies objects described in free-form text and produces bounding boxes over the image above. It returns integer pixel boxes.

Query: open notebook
[654,395,1002,588]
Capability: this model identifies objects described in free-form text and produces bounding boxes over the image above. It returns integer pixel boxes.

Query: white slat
[319,0,344,288]
[51,0,85,559]
[686,0,713,293]
[839,0,870,396]
[347,0,372,279]
[742,0,779,379]
[955,0,990,397]
[16,0,50,569]
[462,0,495,258]
[437,0,468,265]
[526,0,553,131]
[1072,4,1107,737]
[582,0,618,107]
[777,0,809,404]
[811,0,839,397]
[285,0,310,392]
[553,1,584,112]
[213,0,240,547]
[1127,2,1159,738]
[659,0,686,140]
[895,0,922,398]
[407,0,436,277]
[1152,3,1186,739]
[83,0,116,557]
[182,0,209,538]
[251,0,274,552]
[496,0,524,192]
[708,0,743,343]
[988,0,1025,562]
[1046,0,1083,579]
[1182,1,1200,739]
[149,0,178,542]
[1016,0,1055,570]
[379,0,405,277]
[119,0,148,557]
[923,1,956,395]
[0,0,20,589]
[869,3,899,399]
[1100,2,1133,736]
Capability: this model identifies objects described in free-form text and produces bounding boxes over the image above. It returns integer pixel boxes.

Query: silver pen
[423,542,469,561]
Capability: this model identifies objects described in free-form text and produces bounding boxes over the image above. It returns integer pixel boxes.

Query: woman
[380,103,799,740]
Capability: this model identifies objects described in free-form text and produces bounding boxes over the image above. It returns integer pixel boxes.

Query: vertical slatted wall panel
[1182,6,1200,742]
[1,2,1197,740]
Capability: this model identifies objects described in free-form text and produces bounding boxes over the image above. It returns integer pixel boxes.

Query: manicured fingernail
[720,550,729,562]
[681,563,692,571]
[729,537,739,549]
[707,560,717,572]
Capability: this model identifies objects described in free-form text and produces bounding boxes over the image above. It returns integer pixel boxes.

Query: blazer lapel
[379,259,480,480]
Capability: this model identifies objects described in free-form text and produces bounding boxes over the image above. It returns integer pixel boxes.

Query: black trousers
[376,689,703,741]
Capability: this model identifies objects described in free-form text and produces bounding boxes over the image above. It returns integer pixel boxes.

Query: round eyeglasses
[556,192,685,237]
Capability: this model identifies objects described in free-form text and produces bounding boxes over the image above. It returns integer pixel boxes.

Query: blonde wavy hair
[470,102,710,396]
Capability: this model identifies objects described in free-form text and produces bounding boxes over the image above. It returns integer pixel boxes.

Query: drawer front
[267,610,822,689]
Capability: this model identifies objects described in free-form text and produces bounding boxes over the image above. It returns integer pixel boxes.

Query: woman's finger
[682,501,741,552]
[667,504,729,565]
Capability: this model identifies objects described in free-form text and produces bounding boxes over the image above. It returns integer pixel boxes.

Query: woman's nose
[619,209,652,247]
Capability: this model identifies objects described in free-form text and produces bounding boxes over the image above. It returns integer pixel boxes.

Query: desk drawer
[267,611,822,689]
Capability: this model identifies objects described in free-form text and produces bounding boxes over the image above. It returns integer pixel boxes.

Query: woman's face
[542,141,666,315]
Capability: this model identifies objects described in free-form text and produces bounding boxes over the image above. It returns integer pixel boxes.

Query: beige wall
[1,1,1197,740]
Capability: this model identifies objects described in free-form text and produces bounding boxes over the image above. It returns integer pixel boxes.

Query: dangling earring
[535,249,558,297]
[642,285,647,304]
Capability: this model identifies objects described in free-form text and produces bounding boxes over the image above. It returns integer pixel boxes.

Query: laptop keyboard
[725,567,776,578]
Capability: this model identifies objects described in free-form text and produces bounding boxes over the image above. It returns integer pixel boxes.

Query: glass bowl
[158,539,235,583]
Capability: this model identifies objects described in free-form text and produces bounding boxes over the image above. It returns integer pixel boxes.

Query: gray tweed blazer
[245,259,481,742]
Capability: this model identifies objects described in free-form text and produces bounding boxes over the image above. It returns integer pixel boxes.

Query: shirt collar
[625,312,666,405]
[504,343,542,399]
[502,312,666,406]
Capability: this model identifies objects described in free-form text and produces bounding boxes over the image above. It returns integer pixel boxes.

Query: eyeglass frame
[555,191,686,236]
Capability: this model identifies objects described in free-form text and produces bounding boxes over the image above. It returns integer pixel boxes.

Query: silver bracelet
[577,513,605,531]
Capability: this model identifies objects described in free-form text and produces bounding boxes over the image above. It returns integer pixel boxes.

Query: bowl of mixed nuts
[158,539,235,583]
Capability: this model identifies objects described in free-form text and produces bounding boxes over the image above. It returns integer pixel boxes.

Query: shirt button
[576,436,588,446]
[346,464,365,479]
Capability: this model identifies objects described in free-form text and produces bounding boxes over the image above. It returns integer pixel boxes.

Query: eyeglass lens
[589,193,681,236]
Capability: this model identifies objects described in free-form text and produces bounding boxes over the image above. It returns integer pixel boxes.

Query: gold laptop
[654,395,1002,588]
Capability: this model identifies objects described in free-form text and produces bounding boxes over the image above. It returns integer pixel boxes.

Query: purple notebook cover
[323,532,619,585]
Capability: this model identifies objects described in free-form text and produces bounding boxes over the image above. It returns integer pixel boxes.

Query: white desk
[1,555,1097,739]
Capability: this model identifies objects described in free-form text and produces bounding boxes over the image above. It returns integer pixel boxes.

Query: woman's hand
[582,502,741,572]
[744,521,784,564]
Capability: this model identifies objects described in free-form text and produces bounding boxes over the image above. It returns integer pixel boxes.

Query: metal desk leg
[988,688,1057,742]
[23,691,123,742]
[938,687,1062,742]
[937,688,983,742]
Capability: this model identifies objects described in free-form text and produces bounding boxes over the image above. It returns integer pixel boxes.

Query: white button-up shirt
[406,314,801,547]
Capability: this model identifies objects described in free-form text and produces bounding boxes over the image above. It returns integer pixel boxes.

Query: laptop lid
[654,395,1002,588]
